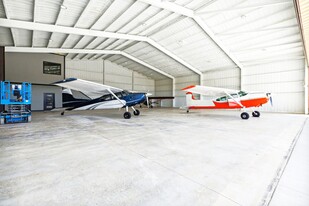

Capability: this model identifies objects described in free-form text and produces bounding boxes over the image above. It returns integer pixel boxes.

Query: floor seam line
[261,117,309,206]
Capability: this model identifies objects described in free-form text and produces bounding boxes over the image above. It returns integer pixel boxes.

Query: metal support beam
[137,0,245,73]
[0,46,5,112]
[121,52,175,80]
[305,62,308,114]
[0,19,148,42]
[0,18,200,77]
[196,1,293,14]
[5,47,175,81]
[194,16,245,71]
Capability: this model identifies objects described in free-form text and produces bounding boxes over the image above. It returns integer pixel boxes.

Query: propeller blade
[270,96,273,106]
[146,95,149,108]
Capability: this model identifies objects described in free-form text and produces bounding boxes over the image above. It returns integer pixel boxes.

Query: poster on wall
[43,61,61,75]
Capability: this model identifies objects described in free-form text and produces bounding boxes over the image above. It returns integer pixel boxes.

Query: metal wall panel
[155,78,173,107]
[242,59,305,113]
[5,53,64,84]
[66,60,104,84]
[174,74,200,107]
[66,59,155,92]
[133,72,155,94]
[203,68,240,90]
[31,85,62,111]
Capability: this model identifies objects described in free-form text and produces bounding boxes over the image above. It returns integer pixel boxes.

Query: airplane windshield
[216,91,247,102]
[238,91,248,97]
[122,90,130,96]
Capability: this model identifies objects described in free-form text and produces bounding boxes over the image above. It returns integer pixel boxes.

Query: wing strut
[107,89,126,106]
[224,91,245,108]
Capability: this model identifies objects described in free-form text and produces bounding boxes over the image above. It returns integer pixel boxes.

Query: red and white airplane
[182,85,272,119]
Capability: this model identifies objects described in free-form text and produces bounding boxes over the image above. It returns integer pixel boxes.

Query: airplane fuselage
[186,92,269,110]
[63,91,146,111]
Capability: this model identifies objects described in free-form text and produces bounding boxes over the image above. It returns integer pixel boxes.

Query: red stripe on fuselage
[188,97,268,109]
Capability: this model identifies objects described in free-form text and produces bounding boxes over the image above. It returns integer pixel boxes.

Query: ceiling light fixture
[240,15,246,19]
[60,4,67,10]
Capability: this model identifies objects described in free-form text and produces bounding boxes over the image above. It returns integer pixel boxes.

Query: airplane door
[44,93,55,110]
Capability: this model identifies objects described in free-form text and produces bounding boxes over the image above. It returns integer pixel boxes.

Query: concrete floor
[0,108,307,206]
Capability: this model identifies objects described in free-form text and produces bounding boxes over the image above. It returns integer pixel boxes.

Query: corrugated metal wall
[66,59,155,94]
[174,74,200,107]
[65,60,104,84]
[155,78,173,107]
[203,69,240,90]
[133,72,155,95]
[242,59,305,113]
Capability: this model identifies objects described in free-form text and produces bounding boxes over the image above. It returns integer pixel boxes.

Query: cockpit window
[216,96,227,101]
[101,94,112,101]
[115,92,123,98]
[122,90,130,96]
[238,91,248,97]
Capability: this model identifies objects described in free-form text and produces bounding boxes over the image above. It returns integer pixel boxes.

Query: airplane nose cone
[266,93,273,106]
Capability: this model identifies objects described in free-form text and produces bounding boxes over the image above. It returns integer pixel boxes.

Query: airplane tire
[124,112,131,119]
[252,111,260,117]
[61,111,64,116]
[241,112,249,120]
[133,109,140,116]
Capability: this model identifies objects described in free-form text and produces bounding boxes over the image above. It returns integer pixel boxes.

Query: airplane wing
[52,78,123,99]
[182,85,239,96]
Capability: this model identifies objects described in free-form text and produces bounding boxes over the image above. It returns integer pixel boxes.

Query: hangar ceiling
[0,0,305,80]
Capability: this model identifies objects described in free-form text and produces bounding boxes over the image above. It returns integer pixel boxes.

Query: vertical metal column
[0,47,5,112]
[305,62,308,115]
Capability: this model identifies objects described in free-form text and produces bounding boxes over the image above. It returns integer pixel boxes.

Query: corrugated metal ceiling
[0,0,305,80]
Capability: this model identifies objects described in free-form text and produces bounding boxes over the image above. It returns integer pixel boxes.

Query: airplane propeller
[266,93,273,106]
[145,91,152,108]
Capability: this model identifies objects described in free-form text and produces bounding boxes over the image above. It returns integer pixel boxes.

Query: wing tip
[182,85,196,91]
[52,78,77,85]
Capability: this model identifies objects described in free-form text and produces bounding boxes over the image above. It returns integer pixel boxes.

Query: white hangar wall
[203,68,241,90]
[174,74,200,108]
[66,59,155,95]
[200,59,305,113]
[5,52,64,110]
[242,59,305,113]
[155,78,173,107]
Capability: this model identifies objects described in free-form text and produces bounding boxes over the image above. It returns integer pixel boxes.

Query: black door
[44,93,55,110]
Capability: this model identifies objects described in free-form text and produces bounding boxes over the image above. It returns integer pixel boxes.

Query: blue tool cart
[0,81,32,124]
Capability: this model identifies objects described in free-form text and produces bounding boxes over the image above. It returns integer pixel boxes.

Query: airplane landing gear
[252,111,260,117]
[61,111,65,116]
[187,110,189,113]
[241,112,249,120]
[124,112,131,119]
[133,109,140,116]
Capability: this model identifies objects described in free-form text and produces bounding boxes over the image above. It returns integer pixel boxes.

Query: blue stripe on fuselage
[123,93,146,107]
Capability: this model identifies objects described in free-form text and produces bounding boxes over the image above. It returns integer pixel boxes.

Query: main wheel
[61,111,64,116]
[123,112,131,119]
[187,110,189,113]
[241,112,249,120]
[252,111,260,117]
[133,109,140,116]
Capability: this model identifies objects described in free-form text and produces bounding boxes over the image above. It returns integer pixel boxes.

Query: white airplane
[182,85,272,119]
[53,78,149,119]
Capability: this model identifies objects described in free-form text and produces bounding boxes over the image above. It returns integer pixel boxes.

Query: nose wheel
[133,109,140,116]
[252,111,260,117]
